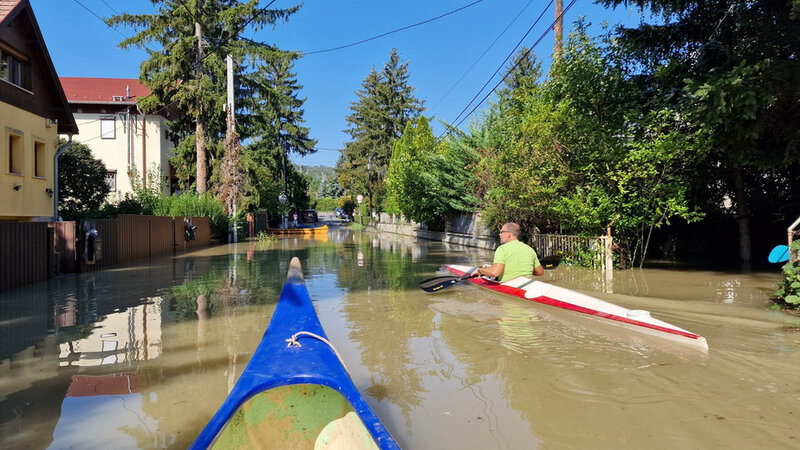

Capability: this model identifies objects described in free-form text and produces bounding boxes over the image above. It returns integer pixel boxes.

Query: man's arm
[533,264,544,276]
[471,262,504,278]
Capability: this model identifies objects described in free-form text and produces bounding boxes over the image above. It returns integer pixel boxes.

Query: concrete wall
[374,212,499,250]
[0,102,58,220]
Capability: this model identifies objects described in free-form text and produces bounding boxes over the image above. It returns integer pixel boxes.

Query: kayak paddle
[419,255,563,293]
[768,245,790,263]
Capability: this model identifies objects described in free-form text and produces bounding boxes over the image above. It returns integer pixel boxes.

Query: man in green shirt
[472,222,544,281]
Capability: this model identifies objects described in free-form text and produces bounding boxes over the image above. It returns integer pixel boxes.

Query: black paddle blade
[419,275,465,293]
[540,255,562,270]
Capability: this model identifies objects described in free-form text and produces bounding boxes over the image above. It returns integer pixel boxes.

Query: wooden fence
[0,215,212,292]
[0,222,50,292]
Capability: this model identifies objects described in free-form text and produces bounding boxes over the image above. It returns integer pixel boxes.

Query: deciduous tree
[57,140,110,219]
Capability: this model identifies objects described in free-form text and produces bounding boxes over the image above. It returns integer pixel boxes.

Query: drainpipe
[142,113,147,188]
[126,107,131,175]
[54,136,72,220]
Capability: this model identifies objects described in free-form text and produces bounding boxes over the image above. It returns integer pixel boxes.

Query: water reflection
[1,229,797,449]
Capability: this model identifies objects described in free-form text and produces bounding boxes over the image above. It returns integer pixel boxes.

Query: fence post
[605,224,614,285]
[788,215,800,262]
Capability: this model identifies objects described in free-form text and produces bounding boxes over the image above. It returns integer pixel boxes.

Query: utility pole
[194,5,207,193]
[554,0,564,59]
[367,154,374,224]
[226,54,237,243]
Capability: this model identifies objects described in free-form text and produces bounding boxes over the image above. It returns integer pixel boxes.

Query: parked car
[334,208,349,221]
[302,209,318,222]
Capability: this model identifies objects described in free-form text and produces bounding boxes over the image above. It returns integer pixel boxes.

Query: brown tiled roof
[0,0,23,24]
[60,77,151,105]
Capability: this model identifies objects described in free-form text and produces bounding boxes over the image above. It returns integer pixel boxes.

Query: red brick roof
[60,77,151,105]
[0,0,23,24]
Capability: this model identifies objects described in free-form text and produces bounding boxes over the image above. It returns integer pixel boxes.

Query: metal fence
[532,233,613,281]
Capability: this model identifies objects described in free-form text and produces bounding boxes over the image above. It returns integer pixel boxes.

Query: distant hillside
[295,164,342,197]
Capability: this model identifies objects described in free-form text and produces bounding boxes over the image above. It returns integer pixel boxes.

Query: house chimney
[126,85,130,99]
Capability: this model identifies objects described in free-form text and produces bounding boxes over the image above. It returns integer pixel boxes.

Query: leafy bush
[104,185,229,239]
[57,140,110,219]
[773,241,800,310]
[255,231,276,245]
[338,196,357,215]
[315,197,339,211]
[349,222,365,231]
[155,192,229,239]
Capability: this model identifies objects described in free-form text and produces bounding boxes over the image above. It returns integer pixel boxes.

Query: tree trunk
[195,21,207,193]
[196,119,207,193]
[732,164,751,263]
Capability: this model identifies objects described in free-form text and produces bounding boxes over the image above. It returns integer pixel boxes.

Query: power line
[443,0,579,138]
[304,0,488,56]
[72,0,127,38]
[445,0,554,131]
[100,0,118,16]
[429,0,536,114]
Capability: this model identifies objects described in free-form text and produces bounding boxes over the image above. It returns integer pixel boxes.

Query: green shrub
[155,192,228,239]
[339,196,356,215]
[255,231,276,244]
[773,241,800,310]
[104,188,230,239]
[315,197,339,211]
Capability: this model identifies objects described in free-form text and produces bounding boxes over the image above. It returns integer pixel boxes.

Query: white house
[59,77,177,198]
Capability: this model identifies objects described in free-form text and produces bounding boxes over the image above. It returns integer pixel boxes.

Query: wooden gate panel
[149,216,175,256]
[173,216,186,252]
[79,219,118,273]
[187,216,211,249]
[50,221,77,274]
[117,215,151,263]
[0,222,48,292]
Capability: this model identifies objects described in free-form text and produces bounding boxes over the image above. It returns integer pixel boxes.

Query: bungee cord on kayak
[286,330,350,374]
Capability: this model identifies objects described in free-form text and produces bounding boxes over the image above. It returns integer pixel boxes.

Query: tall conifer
[339,48,424,214]
[109,0,303,194]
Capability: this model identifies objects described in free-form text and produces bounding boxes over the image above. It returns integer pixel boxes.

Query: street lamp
[279,192,288,229]
[356,194,364,226]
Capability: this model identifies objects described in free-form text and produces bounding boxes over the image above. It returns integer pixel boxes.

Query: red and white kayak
[443,264,708,351]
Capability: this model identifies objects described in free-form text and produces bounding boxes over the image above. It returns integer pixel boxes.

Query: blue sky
[31,0,646,167]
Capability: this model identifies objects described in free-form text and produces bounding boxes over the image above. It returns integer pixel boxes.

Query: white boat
[443,264,709,351]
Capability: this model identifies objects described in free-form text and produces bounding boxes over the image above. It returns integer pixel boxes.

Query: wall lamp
[13,184,22,191]
[45,187,54,198]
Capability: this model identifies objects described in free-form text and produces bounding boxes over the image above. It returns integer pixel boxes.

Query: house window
[105,170,117,191]
[101,118,116,139]
[8,133,22,175]
[0,49,27,88]
[34,141,46,178]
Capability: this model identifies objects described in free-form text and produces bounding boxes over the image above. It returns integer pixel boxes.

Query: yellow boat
[267,225,328,235]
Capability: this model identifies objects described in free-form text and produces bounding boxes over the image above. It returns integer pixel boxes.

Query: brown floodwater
[1,229,798,449]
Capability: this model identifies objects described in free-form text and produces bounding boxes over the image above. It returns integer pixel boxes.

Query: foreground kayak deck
[444,264,708,351]
[191,257,398,449]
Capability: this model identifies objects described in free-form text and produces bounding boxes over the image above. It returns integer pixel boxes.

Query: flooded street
[1,229,799,449]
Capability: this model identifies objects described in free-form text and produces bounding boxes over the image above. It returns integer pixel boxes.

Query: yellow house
[0,0,78,221]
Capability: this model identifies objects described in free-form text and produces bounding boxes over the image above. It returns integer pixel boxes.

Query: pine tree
[109,0,300,193]
[239,54,316,209]
[339,48,424,215]
[498,46,542,100]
